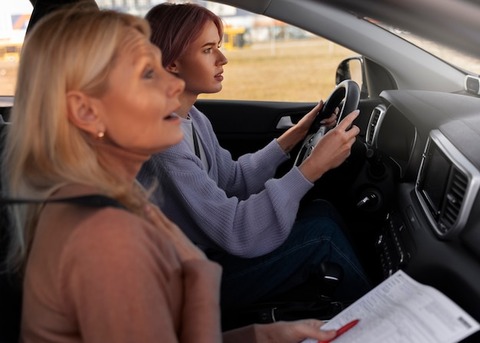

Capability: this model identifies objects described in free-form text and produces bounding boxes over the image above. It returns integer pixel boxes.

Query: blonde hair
[2,5,151,271]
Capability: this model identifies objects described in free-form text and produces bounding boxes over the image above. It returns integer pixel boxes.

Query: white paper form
[302,270,479,343]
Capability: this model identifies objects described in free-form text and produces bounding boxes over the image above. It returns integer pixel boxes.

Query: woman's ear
[166,62,179,75]
[66,91,104,136]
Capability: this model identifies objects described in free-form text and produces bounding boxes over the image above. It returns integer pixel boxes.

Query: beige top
[19,142,256,342]
[20,183,224,343]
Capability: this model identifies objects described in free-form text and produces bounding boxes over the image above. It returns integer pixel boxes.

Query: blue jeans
[207,200,372,308]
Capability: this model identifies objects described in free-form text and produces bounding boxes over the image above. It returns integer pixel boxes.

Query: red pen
[318,319,360,343]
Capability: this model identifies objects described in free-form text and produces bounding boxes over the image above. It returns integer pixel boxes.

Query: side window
[0,0,357,102]
[95,0,357,102]
[0,0,32,97]
[199,1,357,102]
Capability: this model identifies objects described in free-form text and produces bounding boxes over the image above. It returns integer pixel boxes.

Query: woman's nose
[217,50,228,66]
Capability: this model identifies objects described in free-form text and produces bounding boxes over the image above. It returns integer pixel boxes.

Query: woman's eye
[143,68,155,79]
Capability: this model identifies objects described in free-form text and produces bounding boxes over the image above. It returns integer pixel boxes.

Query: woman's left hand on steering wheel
[321,107,339,129]
[277,101,338,154]
[277,100,325,153]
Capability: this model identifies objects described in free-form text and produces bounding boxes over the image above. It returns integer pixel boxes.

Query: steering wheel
[294,80,360,167]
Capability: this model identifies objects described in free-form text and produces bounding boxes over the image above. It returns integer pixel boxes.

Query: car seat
[0,113,22,343]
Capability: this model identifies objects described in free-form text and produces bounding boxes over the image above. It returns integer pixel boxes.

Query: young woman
[139,2,371,310]
[2,5,337,342]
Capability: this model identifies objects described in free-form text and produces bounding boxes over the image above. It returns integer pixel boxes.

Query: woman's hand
[321,107,339,129]
[254,319,337,343]
[277,101,340,153]
[299,110,360,182]
[276,101,319,153]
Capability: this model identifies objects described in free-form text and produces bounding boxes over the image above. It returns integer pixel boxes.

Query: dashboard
[364,88,480,330]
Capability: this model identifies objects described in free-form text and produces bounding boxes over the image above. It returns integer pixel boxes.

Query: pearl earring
[97,131,105,138]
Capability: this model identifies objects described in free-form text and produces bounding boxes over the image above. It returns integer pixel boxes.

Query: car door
[197,97,380,161]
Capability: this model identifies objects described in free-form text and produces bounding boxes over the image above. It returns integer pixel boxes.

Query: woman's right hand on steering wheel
[298,110,360,183]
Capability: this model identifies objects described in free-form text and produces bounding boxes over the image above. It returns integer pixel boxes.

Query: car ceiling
[318,0,480,61]
[218,0,480,61]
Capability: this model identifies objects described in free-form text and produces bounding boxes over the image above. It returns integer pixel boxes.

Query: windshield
[368,20,480,75]
[3,1,480,98]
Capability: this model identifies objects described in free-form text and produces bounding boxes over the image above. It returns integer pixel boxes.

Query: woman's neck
[175,91,198,118]
[94,140,150,183]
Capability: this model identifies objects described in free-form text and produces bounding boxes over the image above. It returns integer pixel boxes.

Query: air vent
[367,111,380,145]
[440,168,468,233]
[366,104,386,146]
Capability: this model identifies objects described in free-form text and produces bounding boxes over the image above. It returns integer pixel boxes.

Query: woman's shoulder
[58,205,182,278]
[69,205,169,251]
[190,106,215,130]
[189,105,207,118]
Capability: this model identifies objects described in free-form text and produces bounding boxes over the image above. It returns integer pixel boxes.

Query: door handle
[276,116,295,129]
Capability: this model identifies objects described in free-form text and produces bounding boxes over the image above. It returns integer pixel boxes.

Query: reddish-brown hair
[146,3,224,68]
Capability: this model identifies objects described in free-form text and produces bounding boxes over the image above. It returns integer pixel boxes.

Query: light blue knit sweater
[138,106,313,258]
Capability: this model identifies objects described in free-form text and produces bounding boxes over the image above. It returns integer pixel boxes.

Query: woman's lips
[165,112,179,121]
[215,72,224,81]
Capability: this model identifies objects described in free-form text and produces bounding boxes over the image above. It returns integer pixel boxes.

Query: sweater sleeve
[59,209,222,343]
[191,107,289,199]
[138,107,313,258]
[217,139,288,199]
[142,149,313,258]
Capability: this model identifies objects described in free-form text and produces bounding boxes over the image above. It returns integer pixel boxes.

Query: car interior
[2,0,480,342]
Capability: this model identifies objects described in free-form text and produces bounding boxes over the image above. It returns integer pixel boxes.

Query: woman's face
[174,20,228,97]
[97,29,185,155]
